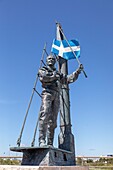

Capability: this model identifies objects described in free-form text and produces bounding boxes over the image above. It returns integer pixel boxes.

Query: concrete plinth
[10,146,75,166]
[0,165,89,170]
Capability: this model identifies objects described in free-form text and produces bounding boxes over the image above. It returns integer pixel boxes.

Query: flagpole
[56,23,76,165]
[58,25,87,78]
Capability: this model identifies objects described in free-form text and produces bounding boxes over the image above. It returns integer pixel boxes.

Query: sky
[0,0,113,157]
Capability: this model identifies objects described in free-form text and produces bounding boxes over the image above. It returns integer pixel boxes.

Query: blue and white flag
[51,39,80,60]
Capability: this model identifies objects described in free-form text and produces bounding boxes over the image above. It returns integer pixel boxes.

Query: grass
[89,166,113,170]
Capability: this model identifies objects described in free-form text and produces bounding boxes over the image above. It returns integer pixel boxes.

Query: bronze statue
[38,54,83,146]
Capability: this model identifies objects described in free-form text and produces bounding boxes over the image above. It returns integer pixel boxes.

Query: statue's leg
[47,91,60,146]
[39,121,47,146]
[39,91,53,146]
[47,120,54,146]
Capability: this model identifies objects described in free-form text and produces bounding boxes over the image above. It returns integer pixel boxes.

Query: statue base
[10,146,75,166]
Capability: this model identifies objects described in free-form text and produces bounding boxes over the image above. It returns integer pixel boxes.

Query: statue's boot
[47,129,54,146]
[39,129,46,147]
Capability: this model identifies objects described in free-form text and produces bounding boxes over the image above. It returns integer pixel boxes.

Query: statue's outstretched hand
[76,64,84,74]
[78,64,88,78]
[79,64,84,71]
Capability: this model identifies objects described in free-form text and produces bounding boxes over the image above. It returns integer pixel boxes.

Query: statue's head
[46,54,56,66]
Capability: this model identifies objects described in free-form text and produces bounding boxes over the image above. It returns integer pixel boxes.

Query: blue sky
[0,0,113,157]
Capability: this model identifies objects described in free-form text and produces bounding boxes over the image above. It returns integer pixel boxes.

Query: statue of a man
[38,54,83,146]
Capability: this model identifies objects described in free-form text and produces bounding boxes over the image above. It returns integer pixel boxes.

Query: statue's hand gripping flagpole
[58,24,87,78]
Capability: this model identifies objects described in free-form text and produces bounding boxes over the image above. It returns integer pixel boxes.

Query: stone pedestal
[10,146,75,166]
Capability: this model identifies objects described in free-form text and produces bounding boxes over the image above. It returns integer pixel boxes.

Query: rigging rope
[17,43,47,147]
[31,45,49,147]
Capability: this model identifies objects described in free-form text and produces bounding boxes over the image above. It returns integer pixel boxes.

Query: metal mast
[56,23,75,155]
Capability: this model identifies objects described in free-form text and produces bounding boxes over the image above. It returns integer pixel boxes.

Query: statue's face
[46,55,56,66]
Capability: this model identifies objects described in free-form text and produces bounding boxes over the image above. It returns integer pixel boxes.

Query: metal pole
[17,43,47,147]
[56,23,75,156]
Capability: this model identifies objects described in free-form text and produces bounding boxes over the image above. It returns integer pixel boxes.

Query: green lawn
[89,166,113,170]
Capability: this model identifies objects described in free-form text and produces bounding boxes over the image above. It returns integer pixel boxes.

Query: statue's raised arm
[67,64,83,83]
[60,64,83,84]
